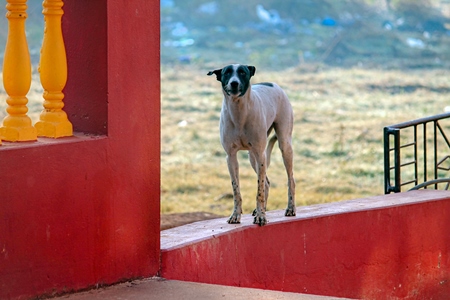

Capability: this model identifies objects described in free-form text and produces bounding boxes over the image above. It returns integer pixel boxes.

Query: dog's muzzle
[225,80,242,96]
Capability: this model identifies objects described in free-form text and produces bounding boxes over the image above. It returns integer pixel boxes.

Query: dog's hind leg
[278,136,296,216]
[274,119,296,217]
[226,153,243,223]
[265,134,277,169]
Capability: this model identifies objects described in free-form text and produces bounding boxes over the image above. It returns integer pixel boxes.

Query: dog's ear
[207,69,222,82]
[248,66,256,77]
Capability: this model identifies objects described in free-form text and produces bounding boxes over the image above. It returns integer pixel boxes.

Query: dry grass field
[160,64,450,215]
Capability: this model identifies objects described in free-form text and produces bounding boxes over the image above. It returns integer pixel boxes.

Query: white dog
[208,64,296,226]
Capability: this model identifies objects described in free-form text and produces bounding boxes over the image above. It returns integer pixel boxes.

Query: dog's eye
[238,71,246,76]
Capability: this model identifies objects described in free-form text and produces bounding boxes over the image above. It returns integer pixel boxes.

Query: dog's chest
[221,124,256,151]
[236,134,252,150]
[220,95,267,151]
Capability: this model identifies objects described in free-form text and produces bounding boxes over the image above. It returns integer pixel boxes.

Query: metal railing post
[384,127,401,194]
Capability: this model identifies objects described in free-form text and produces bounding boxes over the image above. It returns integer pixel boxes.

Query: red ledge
[160,190,450,299]
[161,190,450,251]
[0,132,107,151]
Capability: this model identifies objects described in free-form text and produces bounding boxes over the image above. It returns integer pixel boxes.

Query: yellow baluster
[35,0,72,138]
[1,0,37,142]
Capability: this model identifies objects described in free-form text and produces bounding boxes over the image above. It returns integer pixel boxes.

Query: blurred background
[2,0,449,69]
[161,0,450,69]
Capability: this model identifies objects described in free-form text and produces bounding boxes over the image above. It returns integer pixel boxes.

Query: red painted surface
[63,0,108,135]
[0,1,160,299]
[161,191,450,299]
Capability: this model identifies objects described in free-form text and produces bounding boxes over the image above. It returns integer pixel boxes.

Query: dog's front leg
[253,153,267,226]
[226,153,242,224]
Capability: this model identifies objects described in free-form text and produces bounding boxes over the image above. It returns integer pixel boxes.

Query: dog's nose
[230,81,239,89]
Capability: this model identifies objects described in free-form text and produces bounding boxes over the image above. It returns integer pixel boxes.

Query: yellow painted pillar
[35,0,72,138]
[1,0,37,142]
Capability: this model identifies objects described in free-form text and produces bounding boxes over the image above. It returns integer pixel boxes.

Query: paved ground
[52,277,348,300]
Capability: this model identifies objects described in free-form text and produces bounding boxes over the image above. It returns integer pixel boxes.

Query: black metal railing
[384,112,450,194]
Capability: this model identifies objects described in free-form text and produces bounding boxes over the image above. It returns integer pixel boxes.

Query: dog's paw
[227,213,241,224]
[253,214,267,226]
[285,206,296,217]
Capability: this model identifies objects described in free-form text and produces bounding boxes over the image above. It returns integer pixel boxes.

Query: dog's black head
[207,64,256,97]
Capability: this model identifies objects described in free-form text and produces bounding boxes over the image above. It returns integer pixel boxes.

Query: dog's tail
[266,134,277,169]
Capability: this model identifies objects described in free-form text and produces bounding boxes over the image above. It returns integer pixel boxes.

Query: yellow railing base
[35,120,73,138]
[0,125,37,142]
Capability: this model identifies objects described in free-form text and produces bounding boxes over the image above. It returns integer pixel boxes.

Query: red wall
[0,1,160,299]
[161,191,450,299]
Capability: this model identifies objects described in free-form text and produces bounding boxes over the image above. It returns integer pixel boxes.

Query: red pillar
[0,1,160,299]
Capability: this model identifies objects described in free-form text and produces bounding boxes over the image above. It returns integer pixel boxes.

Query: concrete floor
[52,277,349,300]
